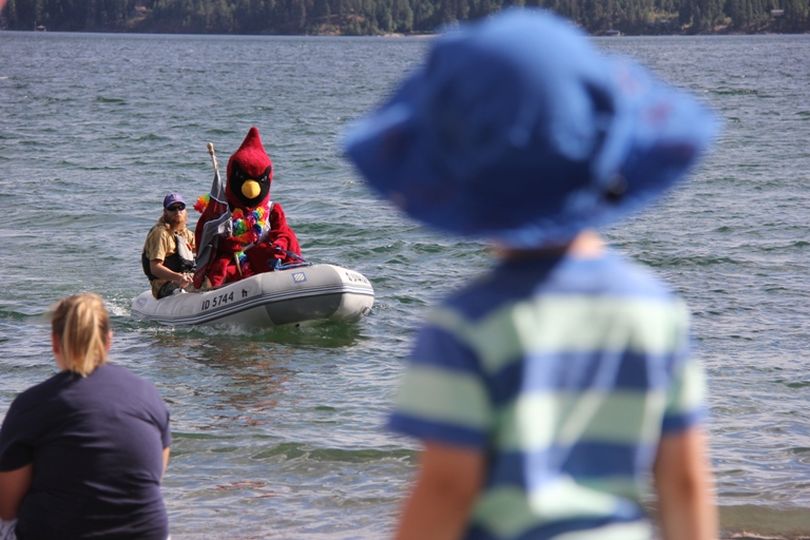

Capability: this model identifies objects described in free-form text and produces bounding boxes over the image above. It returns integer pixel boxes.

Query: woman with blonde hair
[0,293,171,540]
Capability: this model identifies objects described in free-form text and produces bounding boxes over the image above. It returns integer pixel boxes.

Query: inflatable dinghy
[131,264,374,327]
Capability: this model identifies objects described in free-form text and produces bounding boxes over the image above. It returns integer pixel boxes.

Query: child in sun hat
[343,8,718,540]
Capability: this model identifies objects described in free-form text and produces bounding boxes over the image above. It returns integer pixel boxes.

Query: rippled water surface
[1,31,809,539]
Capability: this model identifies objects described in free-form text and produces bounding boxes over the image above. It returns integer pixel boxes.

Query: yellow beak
[241,180,261,199]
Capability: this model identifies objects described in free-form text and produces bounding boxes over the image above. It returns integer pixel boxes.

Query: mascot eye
[258,165,271,183]
[234,166,271,185]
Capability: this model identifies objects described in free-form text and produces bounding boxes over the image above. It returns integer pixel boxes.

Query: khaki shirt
[143,221,195,299]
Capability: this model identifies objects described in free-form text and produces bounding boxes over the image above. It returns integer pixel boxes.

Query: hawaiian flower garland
[230,205,269,244]
[194,194,210,213]
[232,205,270,272]
[195,194,271,273]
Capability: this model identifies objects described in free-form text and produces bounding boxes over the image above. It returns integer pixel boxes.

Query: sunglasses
[166,204,185,212]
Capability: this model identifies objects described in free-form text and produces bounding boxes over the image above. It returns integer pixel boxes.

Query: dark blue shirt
[0,363,171,540]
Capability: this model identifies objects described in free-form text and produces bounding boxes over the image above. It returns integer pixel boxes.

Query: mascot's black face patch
[231,165,271,207]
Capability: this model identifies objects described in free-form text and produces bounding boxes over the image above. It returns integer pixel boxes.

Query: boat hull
[131,264,374,327]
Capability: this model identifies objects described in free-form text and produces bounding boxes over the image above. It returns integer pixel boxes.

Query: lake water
[1,29,809,539]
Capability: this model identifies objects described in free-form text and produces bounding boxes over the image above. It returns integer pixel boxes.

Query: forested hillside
[1,0,807,35]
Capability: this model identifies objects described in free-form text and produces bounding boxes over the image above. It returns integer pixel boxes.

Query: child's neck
[565,230,605,257]
[494,230,605,260]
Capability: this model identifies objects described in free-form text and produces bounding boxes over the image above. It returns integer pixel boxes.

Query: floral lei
[195,194,271,270]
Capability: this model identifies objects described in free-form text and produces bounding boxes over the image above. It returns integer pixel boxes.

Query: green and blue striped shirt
[389,250,706,539]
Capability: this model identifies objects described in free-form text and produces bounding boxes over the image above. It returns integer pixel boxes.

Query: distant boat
[604,29,622,36]
[35,25,46,32]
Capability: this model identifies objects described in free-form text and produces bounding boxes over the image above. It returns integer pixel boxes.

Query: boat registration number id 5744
[199,283,259,312]
[200,291,235,311]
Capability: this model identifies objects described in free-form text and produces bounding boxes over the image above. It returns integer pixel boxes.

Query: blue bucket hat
[343,9,718,248]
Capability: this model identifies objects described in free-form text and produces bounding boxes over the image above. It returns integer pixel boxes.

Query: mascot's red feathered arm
[267,202,302,263]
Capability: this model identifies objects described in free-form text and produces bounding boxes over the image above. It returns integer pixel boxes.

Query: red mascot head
[226,126,273,210]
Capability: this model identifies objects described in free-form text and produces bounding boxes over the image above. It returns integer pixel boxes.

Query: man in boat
[192,127,302,289]
[142,192,196,299]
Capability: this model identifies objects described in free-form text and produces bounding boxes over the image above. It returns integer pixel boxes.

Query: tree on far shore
[1,0,807,34]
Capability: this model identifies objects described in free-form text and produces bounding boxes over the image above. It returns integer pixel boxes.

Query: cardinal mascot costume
[193,127,302,289]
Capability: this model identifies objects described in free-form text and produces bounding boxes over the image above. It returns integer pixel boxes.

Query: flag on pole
[193,162,231,288]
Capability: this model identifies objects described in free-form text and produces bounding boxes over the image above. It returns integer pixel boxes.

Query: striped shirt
[388,250,706,540]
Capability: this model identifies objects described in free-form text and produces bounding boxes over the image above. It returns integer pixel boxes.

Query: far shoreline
[2,27,808,37]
